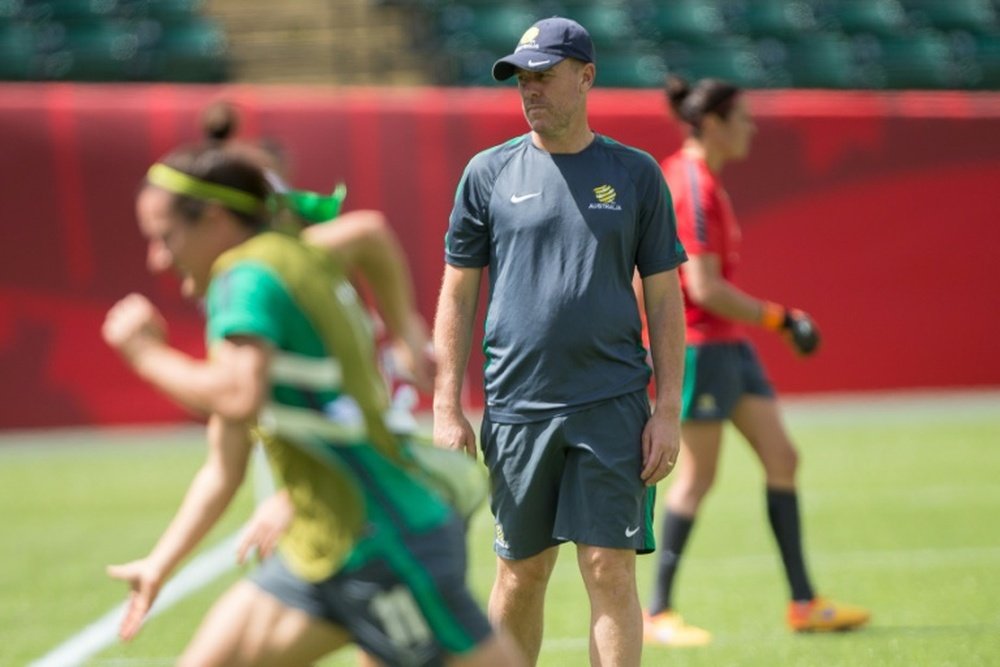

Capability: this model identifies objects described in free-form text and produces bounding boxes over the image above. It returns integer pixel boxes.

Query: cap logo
[519,26,540,45]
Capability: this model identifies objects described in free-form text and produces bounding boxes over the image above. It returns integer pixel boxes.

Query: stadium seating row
[415,0,1000,89]
[0,0,226,82]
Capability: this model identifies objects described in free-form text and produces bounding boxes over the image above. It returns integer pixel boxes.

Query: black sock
[649,511,695,615]
[766,487,815,602]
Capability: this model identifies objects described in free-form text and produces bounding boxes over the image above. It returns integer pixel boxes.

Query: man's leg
[488,547,558,666]
[577,545,641,667]
[180,580,350,667]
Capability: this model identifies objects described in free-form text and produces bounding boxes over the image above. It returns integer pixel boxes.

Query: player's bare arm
[103,293,271,420]
[107,413,254,641]
[303,211,435,392]
[684,253,820,355]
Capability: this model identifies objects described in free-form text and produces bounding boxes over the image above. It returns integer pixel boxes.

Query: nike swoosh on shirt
[527,59,551,67]
[625,526,640,537]
[510,192,541,203]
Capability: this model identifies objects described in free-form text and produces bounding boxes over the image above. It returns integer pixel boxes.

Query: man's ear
[581,63,596,91]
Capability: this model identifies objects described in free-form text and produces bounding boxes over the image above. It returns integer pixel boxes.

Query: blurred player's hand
[390,317,437,394]
[106,558,163,642]
[102,293,167,364]
[237,489,293,565]
[761,302,820,356]
[784,309,821,356]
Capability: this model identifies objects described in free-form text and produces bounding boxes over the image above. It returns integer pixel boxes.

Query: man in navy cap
[432,16,688,666]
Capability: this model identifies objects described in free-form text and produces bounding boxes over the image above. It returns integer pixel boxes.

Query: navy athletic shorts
[681,341,775,421]
[250,516,491,667]
[481,389,656,559]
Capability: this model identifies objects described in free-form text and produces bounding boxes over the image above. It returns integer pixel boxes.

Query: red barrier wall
[1,84,998,428]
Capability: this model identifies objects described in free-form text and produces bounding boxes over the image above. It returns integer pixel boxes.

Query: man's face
[516,59,592,138]
[136,186,216,298]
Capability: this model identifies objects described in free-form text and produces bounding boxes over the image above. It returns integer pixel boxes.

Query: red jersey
[661,150,745,344]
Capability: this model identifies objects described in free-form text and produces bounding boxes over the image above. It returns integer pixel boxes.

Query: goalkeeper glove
[761,302,820,356]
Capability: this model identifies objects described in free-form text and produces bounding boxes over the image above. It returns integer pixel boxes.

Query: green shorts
[250,516,491,666]
[481,389,656,560]
[682,341,775,421]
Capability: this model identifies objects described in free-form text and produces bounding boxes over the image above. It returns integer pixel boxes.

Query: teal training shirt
[206,232,453,581]
[446,134,687,423]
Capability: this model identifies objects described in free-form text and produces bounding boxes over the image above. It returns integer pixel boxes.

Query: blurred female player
[103,144,524,666]
[642,76,870,646]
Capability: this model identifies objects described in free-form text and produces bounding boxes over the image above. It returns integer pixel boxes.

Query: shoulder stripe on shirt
[684,159,707,246]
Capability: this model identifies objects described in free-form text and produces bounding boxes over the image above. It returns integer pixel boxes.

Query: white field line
[30,445,274,667]
[28,533,241,667]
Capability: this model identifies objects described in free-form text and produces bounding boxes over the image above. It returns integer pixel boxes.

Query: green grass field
[3,392,999,666]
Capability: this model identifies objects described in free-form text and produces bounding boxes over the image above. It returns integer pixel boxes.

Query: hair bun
[201,100,239,143]
[665,74,691,120]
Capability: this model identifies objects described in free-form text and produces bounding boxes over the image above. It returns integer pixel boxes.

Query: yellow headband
[146,163,263,215]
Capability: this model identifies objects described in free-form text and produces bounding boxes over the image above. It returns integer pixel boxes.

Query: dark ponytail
[665,74,741,136]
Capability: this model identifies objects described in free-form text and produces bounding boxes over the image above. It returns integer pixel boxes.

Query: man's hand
[640,409,681,486]
[237,489,294,565]
[432,408,478,459]
[102,293,167,366]
[106,558,164,642]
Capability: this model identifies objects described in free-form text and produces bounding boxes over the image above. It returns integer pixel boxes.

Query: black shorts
[481,389,656,559]
[681,341,775,421]
[250,517,491,667]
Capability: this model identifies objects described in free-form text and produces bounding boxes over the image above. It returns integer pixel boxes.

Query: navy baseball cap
[492,17,595,81]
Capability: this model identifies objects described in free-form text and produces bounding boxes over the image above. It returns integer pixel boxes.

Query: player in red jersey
[643,76,869,646]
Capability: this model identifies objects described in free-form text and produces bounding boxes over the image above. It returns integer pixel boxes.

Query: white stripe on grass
[31,444,274,667]
[28,533,241,667]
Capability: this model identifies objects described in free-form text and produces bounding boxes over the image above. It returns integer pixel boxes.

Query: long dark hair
[665,74,741,136]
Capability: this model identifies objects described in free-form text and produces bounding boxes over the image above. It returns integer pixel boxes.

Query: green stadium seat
[146,17,226,82]
[782,32,878,88]
[873,31,964,88]
[54,21,140,81]
[825,0,910,36]
[435,4,537,52]
[556,4,635,51]
[903,0,998,34]
[596,48,667,88]
[637,0,729,45]
[670,38,776,88]
[732,0,821,39]
[968,33,1000,88]
[123,0,202,23]
[20,0,120,24]
[0,24,35,79]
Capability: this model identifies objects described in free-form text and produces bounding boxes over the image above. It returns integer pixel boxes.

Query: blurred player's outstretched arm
[102,293,272,640]
[303,211,435,393]
[681,253,820,356]
[106,414,253,641]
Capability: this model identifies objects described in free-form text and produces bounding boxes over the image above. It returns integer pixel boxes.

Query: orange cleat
[787,597,870,632]
[643,610,712,647]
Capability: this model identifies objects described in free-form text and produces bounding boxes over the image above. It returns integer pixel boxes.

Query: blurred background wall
[2,0,999,428]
